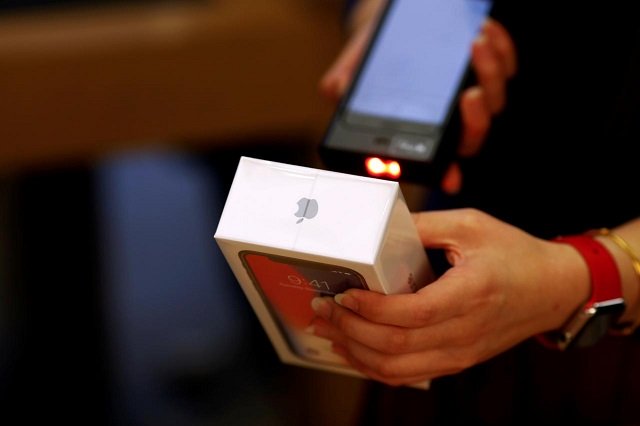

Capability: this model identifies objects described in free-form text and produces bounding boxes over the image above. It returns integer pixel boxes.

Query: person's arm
[319,0,516,194]
[307,209,640,386]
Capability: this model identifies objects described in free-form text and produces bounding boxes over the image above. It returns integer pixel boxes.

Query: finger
[412,208,488,247]
[333,343,432,387]
[310,294,480,355]
[322,294,482,355]
[312,306,423,354]
[337,339,467,383]
[319,25,374,102]
[332,280,467,328]
[441,162,462,195]
[312,292,422,348]
[307,317,350,346]
[459,87,490,157]
[471,34,506,114]
[346,0,387,34]
[483,19,517,78]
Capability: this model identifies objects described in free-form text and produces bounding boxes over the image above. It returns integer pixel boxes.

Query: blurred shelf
[0,0,345,172]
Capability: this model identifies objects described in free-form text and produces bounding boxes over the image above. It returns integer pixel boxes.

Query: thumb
[412,209,478,249]
[412,210,486,267]
[319,26,373,102]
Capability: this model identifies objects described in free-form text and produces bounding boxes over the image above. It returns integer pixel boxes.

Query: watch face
[575,300,626,348]
[575,313,611,348]
[239,250,368,365]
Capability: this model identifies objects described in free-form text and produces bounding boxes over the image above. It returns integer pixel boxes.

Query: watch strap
[536,235,625,350]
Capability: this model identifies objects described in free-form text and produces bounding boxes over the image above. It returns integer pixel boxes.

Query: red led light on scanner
[365,157,401,179]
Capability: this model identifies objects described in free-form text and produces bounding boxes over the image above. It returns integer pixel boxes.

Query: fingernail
[466,86,482,100]
[311,297,331,320]
[474,34,488,46]
[334,293,358,312]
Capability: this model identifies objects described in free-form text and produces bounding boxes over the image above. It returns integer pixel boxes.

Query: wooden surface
[0,0,345,172]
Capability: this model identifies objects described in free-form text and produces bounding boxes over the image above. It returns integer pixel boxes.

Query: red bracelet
[536,235,625,350]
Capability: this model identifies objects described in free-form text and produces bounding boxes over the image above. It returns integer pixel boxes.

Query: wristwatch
[537,235,625,350]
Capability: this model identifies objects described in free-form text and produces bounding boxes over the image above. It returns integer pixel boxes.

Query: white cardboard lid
[215,157,398,264]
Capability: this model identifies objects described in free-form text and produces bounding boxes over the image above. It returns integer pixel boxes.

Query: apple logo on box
[295,197,318,224]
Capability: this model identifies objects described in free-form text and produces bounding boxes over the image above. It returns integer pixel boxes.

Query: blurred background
[0,0,380,424]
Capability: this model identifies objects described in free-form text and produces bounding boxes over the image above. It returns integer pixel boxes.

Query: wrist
[546,241,591,331]
[541,241,591,332]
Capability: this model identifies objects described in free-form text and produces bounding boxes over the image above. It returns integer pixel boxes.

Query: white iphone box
[214,157,433,388]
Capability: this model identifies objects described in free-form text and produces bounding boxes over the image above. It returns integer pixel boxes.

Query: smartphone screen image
[239,250,368,365]
[321,0,493,184]
[347,0,491,130]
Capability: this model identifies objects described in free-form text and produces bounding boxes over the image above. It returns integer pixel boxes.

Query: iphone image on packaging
[239,250,368,366]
